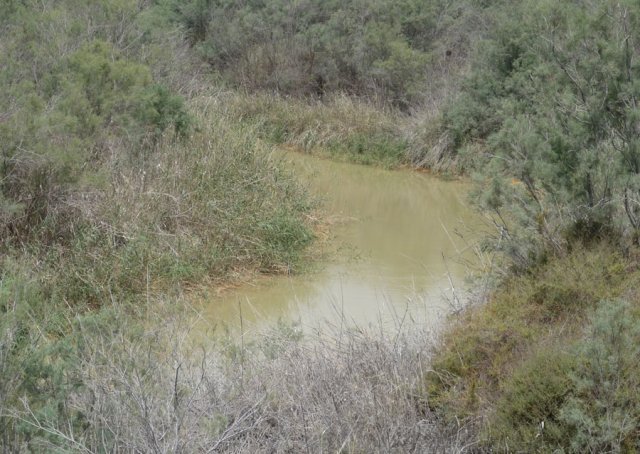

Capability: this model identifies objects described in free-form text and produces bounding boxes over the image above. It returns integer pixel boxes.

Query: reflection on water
[198,152,479,336]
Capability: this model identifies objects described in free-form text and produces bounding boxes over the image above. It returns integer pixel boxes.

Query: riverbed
[198,151,478,337]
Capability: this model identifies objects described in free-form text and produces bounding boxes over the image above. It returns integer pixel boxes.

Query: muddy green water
[199,152,478,336]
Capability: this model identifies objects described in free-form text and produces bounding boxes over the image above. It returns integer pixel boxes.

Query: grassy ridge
[221,92,408,167]
[218,91,470,171]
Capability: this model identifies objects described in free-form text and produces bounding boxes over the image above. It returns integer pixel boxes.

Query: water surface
[199,152,478,336]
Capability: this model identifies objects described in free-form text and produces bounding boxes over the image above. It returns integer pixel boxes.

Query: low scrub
[0,294,474,452]
[491,300,640,452]
[426,244,640,451]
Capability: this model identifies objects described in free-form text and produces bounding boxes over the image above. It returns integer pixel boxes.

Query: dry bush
[8,299,478,453]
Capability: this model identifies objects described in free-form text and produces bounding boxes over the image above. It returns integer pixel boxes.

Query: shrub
[490,349,576,450]
[1,38,191,244]
[559,300,640,452]
[488,300,640,452]
[1,298,472,452]
[426,245,640,450]
[174,0,436,106]
[442,0,640,262]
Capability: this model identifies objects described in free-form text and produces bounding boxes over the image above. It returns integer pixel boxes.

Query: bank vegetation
[2,0,640,451]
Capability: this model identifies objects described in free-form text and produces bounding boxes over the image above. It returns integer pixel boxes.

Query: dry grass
[211,88,471,173]
[214,92,409,167]
[5,298,478,453]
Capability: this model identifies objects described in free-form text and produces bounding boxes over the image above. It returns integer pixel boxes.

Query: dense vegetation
[442,0,640,266]
[428,0,640,451]
[428,245,640,451]
[173,0,479,106]
[0,1,314,449]
[2,0,640,451]
[167,0,498,169]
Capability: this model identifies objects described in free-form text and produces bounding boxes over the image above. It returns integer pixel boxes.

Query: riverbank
[214,91,468,173]
[7,240,637,452]
[2,293,473,452]
[0,88,317,447]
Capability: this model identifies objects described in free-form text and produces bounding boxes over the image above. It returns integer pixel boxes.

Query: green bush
[61,40,191,143]
[491,349,576,451]
[559,300,640,452]
[1,37,191,243]
[173,0,437,106]
[442,0,640,262]
[489,300,640,452]
[428,245,640,452]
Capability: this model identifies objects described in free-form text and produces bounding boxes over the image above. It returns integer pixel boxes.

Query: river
[198,151,478,337]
